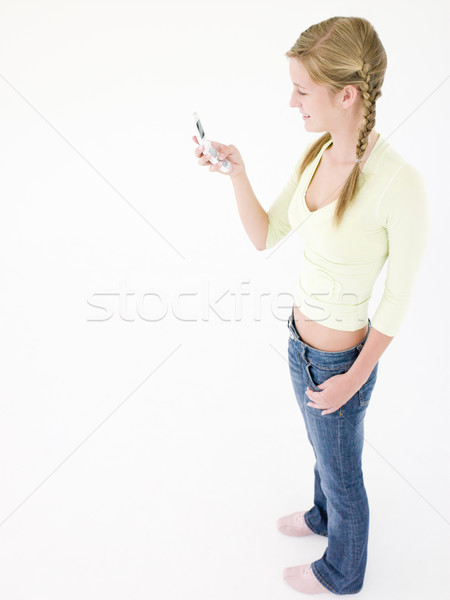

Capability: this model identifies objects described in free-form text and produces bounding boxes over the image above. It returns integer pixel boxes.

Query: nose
[289,89,302,109]
[289,90,298,108]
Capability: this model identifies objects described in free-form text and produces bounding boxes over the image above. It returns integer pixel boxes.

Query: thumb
[210,141,227,156]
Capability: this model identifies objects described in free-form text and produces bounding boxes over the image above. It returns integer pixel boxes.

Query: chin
[304,120,327,133]
[303,121,316,132]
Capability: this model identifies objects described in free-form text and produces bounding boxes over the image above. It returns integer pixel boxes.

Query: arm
[265,149,310,250]
[230,170,269,251]
[230,147,308,251]
[346,163,431,387]
[346,327,393,388]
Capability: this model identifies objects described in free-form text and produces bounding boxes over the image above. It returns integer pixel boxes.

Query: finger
[306,387,317,399]
[306,402,320,409]
[193,136,207,158]
[209,140,225,155]
[321,409,336,415]
[307,396,329,407]
[307,388,326,400]
[194,140,207,157]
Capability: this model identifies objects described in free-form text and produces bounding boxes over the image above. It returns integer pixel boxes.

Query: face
[288,57,359,132]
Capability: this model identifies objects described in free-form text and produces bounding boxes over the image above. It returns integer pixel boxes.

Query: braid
[355,63,379,162]
[333,64,381,226]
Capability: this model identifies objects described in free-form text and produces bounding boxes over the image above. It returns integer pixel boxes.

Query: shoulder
[369,139,412,181]
[368,140,428,225]
[376,163,429,229]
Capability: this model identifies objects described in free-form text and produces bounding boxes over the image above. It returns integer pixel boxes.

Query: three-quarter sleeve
[265,147,310,250]
[371,163,431,337]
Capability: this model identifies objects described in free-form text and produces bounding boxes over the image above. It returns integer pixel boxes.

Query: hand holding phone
[192,112,232,174]
[192,113,246,178]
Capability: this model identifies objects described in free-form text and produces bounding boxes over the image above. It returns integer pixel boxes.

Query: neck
[327,127,379,166]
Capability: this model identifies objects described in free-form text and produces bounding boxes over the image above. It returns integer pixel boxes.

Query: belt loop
[301,343,307,361]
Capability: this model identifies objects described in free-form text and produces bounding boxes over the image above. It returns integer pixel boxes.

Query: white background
[0,0,449,598]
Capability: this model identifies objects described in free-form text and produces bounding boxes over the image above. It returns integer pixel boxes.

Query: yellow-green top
[265,135,431,336]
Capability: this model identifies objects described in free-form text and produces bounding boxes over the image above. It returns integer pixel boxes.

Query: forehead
[288,57,312,87]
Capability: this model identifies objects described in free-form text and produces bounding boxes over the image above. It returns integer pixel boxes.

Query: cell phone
[192,112,232,173]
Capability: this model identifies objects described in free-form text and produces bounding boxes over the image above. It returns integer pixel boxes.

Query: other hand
[305,373,360,415]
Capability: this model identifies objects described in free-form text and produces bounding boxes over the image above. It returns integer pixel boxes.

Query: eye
[297,89,306,96]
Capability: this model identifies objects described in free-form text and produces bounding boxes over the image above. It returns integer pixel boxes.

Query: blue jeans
[287,307,379,595]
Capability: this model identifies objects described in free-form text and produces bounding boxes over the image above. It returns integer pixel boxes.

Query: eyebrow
[293,82,307,89]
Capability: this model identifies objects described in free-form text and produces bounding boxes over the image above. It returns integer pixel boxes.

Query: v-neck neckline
[302,133,383,215]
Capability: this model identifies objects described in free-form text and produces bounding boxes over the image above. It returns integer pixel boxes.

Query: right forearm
[230,170,268,251]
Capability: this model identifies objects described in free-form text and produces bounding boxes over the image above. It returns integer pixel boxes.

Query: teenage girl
[192,16,430,596]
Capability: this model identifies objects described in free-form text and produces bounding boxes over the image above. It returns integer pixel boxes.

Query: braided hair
[356,62,383,160]
[285,17,387,227]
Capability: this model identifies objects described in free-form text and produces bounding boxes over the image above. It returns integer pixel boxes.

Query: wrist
[230,168,247,183]
[345,367,368,390]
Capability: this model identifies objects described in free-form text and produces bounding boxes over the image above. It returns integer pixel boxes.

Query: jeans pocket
[358,362,379,406]
[306,362,353,393]
[306,362,358,417]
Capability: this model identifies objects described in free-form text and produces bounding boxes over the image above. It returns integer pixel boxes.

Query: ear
[340,84,360,109]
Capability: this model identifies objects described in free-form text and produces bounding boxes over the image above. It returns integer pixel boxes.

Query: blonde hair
[286,17,387,226]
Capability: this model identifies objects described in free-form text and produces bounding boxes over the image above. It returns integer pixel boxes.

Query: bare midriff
[293,303,369,352]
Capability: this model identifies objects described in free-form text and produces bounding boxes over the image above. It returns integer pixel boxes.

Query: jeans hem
[304,513,328,537]
[312,562,364,595]
[310,563,336,594]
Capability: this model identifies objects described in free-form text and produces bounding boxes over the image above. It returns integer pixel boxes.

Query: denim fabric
[287,307,378,595]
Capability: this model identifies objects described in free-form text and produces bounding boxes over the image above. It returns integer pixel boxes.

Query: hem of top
[290,306,371,355]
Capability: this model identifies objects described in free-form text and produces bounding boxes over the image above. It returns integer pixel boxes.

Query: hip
[293,303,369,352]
